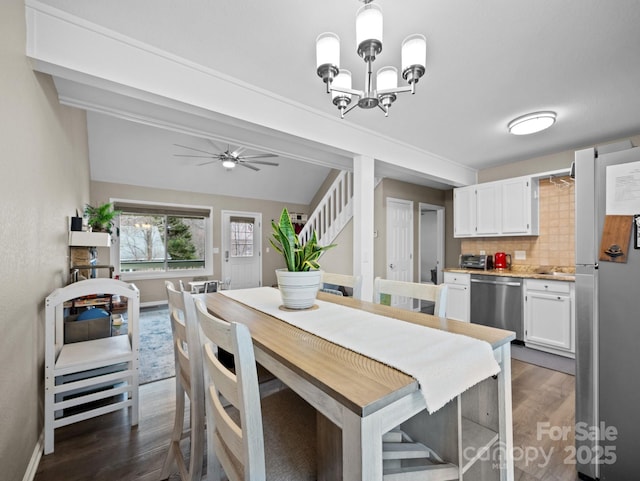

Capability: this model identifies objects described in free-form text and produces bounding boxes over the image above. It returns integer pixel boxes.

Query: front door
[386,198,413,310]
[221,211,262,289]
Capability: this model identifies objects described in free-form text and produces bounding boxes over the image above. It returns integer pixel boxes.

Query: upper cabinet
[454,176,539,238]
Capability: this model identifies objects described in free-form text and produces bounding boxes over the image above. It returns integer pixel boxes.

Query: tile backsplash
[460,176,575,267]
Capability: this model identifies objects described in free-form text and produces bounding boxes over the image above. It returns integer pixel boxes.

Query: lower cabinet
[444,272,470,322]
[524,279,575,358]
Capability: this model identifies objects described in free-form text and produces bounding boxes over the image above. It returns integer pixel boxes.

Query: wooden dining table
[203,289,515,481]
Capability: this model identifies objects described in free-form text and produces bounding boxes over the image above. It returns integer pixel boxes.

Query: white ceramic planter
[275,269,322,309]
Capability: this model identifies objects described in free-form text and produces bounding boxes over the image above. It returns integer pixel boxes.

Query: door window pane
[230,218,254,258]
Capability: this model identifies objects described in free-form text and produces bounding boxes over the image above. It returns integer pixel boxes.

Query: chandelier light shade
[508,111,557,135]
[376,66,397,91]
[356,2,383,61]
[401,34,427,84]
[316,0,426,118]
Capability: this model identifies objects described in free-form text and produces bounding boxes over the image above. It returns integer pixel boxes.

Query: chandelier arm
[377,85,414,96]
[340,102,360,119]
[330,86,364,97]
[376,103,390,117]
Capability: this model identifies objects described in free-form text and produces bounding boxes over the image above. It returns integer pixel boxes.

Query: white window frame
[110,198,214,281]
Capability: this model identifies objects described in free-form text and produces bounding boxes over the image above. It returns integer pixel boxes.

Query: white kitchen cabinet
[443,272,470,322]
[453,176,539,237]
[475,182,501,235]
[501,177,539,235]
[524,279,575,357]
[453,186,475,237]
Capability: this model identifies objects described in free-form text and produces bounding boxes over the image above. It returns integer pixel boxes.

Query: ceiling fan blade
[206,138,228,152]
[244,160,279,167]
[173,143,216,156]
[238,162,260,171]
[196,160,217,166]
[239,154,278,160]
[174,154,216,158]
[231,146,247,157]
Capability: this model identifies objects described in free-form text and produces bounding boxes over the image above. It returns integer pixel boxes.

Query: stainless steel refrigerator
[574,142,640,480]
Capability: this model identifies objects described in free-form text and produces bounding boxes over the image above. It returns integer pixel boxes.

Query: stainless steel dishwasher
[470,274,523,341]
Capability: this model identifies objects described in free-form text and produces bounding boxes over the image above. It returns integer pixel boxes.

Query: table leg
[342,406,383,481]
[498,342,514,481]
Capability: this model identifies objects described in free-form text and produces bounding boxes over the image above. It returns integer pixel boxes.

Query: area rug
[118,306,175,384]
[511,344,575,376]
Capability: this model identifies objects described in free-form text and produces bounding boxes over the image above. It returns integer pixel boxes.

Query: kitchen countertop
[444,265,576,282]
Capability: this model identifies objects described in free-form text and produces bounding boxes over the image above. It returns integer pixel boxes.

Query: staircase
[299,170,353,247]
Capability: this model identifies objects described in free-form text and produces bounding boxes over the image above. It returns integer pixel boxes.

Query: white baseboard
[22,431,43,481]
[140,300,168,309]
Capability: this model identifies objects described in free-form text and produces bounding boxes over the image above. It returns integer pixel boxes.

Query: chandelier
[316,0,427,118]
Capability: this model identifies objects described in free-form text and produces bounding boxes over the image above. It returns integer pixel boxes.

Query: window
[112,200,213,279]
[230,217,254,258]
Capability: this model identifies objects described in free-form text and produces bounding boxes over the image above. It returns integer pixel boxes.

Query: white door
[221,211,262,289]
[386,198,413,310]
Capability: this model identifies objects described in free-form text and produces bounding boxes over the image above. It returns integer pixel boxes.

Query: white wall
[0,1,91,478]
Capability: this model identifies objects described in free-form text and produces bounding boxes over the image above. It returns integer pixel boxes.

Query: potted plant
[84,202,121,235]
[270,208,336,309]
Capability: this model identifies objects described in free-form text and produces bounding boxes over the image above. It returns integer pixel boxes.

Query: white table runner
[221,287,501,413]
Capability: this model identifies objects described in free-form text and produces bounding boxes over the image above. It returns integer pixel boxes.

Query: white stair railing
[299,170,353,247]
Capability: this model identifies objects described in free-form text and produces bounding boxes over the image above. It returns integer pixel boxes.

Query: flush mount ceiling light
[508,111,557,135]
[316,0,427,118]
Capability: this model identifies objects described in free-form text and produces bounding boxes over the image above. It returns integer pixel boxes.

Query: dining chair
[159,281,205,481]
[44,279,140,454]
[374,277,448,317]
[193,297,317,481]
[321,271,363,298]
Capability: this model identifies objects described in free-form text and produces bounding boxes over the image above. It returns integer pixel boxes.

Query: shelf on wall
[69,231,111,247]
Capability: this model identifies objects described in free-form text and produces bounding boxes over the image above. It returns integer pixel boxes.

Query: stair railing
[299,170,353,247]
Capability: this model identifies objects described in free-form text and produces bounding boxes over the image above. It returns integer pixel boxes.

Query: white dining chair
[44,279,140,454]
[374,277,448,317]
[321,271,363,298]
[159,281,205,481]
[193,297,317,481]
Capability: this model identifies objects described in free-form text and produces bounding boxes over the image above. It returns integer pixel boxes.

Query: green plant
[84,202,121,234]
[270,208,336,272]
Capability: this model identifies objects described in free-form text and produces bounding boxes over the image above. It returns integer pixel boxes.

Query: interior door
[221,211,262,289]
[386,198,413,310]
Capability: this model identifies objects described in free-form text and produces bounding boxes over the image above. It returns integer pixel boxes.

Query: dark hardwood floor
[35,359,579,480]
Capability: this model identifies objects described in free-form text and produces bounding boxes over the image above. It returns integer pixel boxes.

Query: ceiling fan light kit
[316,0,427,118]
[508,111,557,135]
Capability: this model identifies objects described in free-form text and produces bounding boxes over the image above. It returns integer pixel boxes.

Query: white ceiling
[39,0,640,202]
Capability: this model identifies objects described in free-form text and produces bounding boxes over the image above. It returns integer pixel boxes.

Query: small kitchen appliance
[494,252,511,270]
[459,254,493,270]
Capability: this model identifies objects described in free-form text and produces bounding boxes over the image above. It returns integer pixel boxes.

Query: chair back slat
[321,271,363,298]
[374,277,448,317]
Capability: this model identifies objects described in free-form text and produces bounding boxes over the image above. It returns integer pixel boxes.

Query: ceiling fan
[173,140,279,171]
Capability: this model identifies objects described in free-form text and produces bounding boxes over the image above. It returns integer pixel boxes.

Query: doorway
[386,198,413,310]
[418,203,445,285]
[221,210,262,289]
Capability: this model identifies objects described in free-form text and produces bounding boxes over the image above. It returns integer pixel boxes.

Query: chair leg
[44,388,54,454]
[159,380,187,479]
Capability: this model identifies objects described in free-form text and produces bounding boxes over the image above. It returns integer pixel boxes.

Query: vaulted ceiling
[31,0,640,203]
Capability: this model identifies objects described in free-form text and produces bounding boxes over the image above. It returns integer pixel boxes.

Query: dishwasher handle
[471,278,522,287]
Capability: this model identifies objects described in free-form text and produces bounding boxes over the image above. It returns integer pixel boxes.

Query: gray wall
[374,178,446,282]
[0,1,91,478]
[91,181,309,304]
